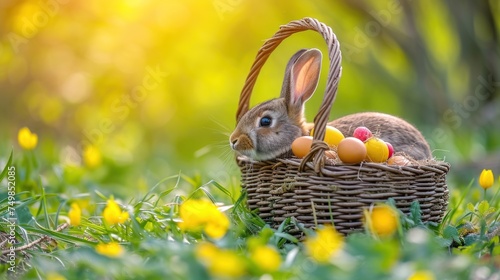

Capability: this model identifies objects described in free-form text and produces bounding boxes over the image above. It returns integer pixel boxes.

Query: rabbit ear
[280,48,322,110]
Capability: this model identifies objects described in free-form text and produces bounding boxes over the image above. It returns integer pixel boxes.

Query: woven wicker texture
[235,18,450,237]
[238,157,449,236]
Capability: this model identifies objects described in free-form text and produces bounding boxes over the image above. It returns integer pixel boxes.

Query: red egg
[386,142,394,158]
[353,126,373,142]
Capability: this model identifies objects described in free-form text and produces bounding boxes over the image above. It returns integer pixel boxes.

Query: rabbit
[229,48,432,161]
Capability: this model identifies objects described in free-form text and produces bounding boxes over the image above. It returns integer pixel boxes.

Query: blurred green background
[1,0,499,195]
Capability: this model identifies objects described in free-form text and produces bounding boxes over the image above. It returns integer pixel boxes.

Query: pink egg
[353,126,373,142]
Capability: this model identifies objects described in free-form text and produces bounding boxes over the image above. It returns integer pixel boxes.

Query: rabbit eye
[259,116,272,127]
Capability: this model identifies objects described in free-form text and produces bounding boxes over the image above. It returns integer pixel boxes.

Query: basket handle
[236,17,342,172]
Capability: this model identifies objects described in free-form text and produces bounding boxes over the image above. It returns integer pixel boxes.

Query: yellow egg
[337,137,367,164]
[291,136,313,159]
[310,126,345,147]
[365,137,389,163]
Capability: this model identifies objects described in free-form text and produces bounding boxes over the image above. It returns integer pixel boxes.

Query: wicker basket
[235,18,450,237]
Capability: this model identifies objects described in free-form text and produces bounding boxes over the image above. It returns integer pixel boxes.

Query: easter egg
[387,155,411,166]
[353,126,373,142]
[365,137,389,163]
[337,137,367,164]
[386,142,394,158]
[310,126,345,147]
[291,136,313,158]
[324,150,337,159]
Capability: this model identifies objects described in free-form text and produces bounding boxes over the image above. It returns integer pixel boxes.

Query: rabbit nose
[230,138,238,149]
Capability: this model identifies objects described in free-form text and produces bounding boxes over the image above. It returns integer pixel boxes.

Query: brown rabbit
[230,48,432,161]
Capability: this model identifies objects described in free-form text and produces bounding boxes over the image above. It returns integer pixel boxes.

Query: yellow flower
[83,145,102,168]
[408,270,435,280]
[46,272,67,280]
[95,242,124,258]
[103,198,130,225]
[250,245,281,272]
[304,225,344,263]
[68,203,81,226]
[209,250,246,277]
[204,218,230,239]
[195,243,246,277]
[18,127,38,150]
[178,199,229,239]
[479,169,494,190]
[195,242,220,262]
[365,204,399,237]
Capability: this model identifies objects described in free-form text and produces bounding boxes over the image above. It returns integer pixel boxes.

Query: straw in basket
[235,18,450,237]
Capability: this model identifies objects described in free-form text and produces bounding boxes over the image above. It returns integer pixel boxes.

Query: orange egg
[291,136,313,158]
[337,137,367,164]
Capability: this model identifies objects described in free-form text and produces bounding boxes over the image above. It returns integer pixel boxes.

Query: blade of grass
[232,191,246,214]
[94,190,108,201]
[0,149,13,181]
[170,195,183,220]
[197,187,217,204]
[21,224,96,246]
[202,180,234,202]
[273,232,299,244]
[54,199,67,228]
[187,179,234,203]
[489,184,500,206]
[34,184,51,228]
[140,174,180,204]
[440,179,474,230]
[33,251,67,268]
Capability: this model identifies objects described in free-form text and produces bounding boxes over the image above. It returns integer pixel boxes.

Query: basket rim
[236,155,451,174]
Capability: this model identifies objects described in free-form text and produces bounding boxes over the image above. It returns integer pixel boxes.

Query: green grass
[1,147,499,280]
